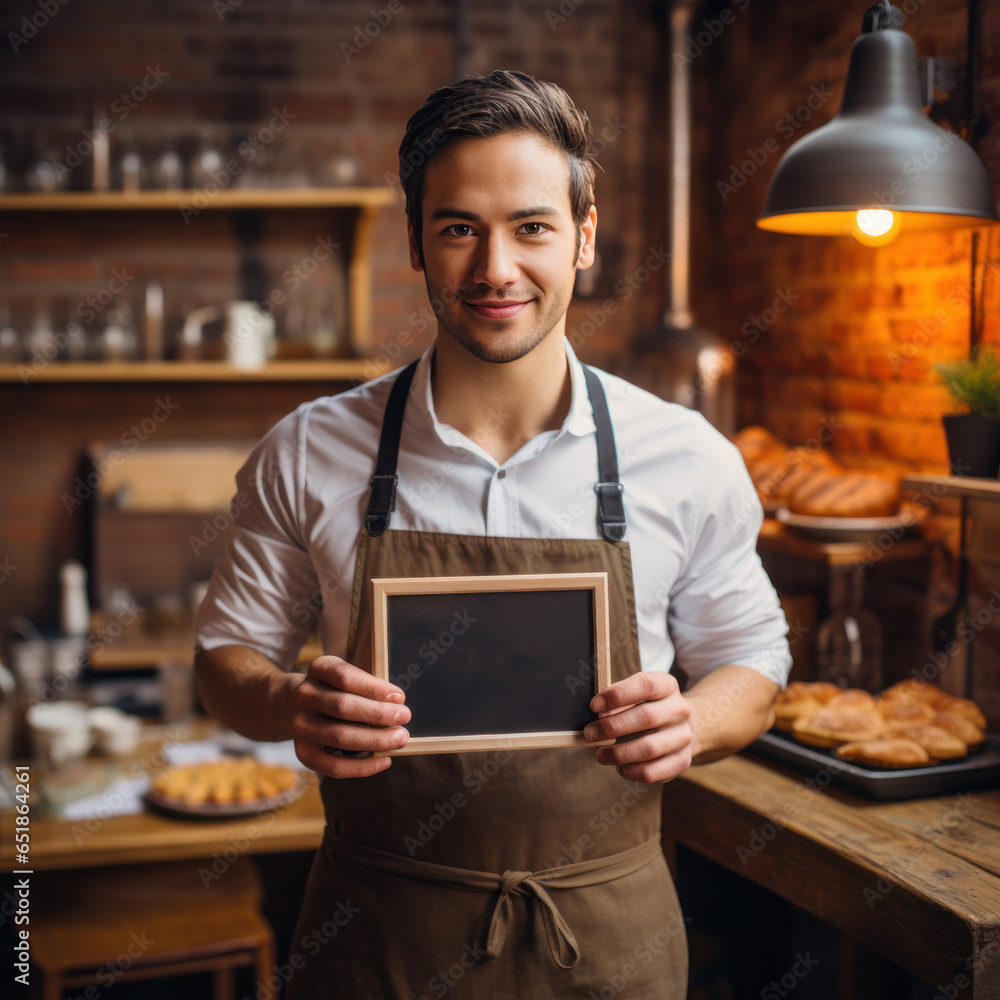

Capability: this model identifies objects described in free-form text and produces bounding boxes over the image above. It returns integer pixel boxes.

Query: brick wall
[687,0,1000,474]
[0,0,666,626]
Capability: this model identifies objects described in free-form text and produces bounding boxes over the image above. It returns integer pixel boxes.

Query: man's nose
[471,233,520,288]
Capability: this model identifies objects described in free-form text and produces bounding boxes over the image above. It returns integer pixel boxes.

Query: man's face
[409,131,596,365]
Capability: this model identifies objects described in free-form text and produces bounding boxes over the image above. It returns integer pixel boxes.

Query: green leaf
[934,347,1000,417]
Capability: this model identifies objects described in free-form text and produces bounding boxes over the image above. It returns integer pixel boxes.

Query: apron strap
[364,360,419,537]
[364,356,628,542]
[582,365,627,543]
[322,827,662,970]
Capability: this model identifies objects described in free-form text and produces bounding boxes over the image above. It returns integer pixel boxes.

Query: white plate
[775,507,920,543]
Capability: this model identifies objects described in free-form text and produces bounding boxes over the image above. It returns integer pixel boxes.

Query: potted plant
[935,347,1000,477]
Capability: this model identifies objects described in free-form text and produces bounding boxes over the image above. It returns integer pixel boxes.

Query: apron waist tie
[322,827,663,970]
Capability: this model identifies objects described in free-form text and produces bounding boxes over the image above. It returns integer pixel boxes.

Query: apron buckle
[594,481,626,542]
[366,474,399,536]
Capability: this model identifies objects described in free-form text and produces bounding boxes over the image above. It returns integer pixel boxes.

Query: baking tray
[743,729,1000,801]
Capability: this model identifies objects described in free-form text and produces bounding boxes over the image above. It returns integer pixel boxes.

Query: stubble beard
[427,279,573,365]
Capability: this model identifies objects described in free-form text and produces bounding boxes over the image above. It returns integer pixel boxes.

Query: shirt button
[497,469,506,479]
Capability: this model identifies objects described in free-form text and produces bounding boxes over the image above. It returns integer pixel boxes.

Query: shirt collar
[408,336,597,453]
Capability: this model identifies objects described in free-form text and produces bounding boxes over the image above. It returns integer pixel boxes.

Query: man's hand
[584,665,781,783]
[285,655,411,779]
[584,671,693,784]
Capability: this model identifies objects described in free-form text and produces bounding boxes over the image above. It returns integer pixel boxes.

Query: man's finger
[316,721,410,754]
[585,696,689,743]
[309,655,406,703]
[590,670,676,714]
[303,688,410,728]
[295,740,393,779]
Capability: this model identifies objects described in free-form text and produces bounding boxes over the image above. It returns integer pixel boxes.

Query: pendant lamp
[757,1,998,246]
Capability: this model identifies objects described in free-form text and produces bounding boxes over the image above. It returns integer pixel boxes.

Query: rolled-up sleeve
[195,408,319,668]
[667,425,792,688]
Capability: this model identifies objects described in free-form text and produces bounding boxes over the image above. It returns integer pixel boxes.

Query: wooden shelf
[902,472,1000,503]
[88,632,322,670]
[0,187,397,212]
[0,359,379,383]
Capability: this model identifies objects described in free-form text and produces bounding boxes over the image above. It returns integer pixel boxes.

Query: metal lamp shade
[757,28,998,237]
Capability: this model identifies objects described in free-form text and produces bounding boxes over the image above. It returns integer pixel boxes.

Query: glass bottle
[101,298,137,361]
[816,566,883,691]
[0,301,19,363]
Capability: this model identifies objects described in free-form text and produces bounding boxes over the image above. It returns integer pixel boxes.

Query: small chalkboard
[371,573,615,755]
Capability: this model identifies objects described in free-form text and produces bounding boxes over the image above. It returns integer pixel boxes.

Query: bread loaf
[731,426,784,466]
[750,448,840,503]
[789,470,901,518]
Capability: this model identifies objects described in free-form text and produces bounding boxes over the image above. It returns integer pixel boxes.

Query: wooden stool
[31,857,275,1000]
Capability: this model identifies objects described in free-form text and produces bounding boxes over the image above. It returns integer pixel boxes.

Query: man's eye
[444,224,474,237]
[519,222,549,235]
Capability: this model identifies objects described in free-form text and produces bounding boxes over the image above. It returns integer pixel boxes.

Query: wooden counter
[662,753,1000,999]
[1,779,324,871]
[6,737,998,996]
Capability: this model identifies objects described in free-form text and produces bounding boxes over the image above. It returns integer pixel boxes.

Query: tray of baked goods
[731,426,924,541]
[744,680,1000,800]
[146,755,306,818]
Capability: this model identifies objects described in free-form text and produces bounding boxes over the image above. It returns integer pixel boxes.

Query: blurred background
[3,3,1000,999]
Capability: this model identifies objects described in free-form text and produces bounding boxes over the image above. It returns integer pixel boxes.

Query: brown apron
[287,360,688,999]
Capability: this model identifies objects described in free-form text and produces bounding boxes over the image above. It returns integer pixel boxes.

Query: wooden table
[662,753,1000,1000]
[0,720,325,871]
[1,780,324,871]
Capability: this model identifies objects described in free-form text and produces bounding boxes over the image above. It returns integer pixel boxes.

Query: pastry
[801,681,842,704]
[880,679,947,704]
[792,707,886,748]
[773,681,844,730]
[774,696,823,731]
[887,725,968,760]
[731,426,785,466]
[152,757,300,807]
[877,698,935,727]
[775,680,841,706]
[930,695,987,730]
[827,689,876,711]
[789,470,901,518]
[835,738,934,768]
[931,710,984,747]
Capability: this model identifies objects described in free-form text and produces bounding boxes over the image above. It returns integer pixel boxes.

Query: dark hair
[398,70,596,265]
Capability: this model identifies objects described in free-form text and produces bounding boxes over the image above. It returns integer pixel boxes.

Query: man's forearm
[684,663,780,765]
[193,644,304,742]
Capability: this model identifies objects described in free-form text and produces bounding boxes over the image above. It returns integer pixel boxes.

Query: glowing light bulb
[852,209,899,246]
[856,209,894,237]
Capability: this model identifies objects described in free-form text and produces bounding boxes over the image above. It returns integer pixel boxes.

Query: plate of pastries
[773,679,987,768]
[147,755,306,817]
[730,426,924,541]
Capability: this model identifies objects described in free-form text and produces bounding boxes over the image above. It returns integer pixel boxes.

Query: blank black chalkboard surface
[371,572,615,755]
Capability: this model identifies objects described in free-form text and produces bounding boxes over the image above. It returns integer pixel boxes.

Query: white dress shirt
[195,338,792,688]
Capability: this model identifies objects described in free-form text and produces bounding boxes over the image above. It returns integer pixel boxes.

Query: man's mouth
[463,299,531,320]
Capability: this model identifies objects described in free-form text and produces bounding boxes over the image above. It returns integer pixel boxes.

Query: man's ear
[407,218,424,272]
[576,204,598,270]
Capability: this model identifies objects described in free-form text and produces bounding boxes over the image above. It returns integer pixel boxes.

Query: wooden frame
[371,572,615,755]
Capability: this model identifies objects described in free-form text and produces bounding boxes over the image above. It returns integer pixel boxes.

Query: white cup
[87,706,142,757]
[26,701,93,770]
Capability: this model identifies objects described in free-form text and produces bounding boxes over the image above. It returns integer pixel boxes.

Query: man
[195,70,791,999]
